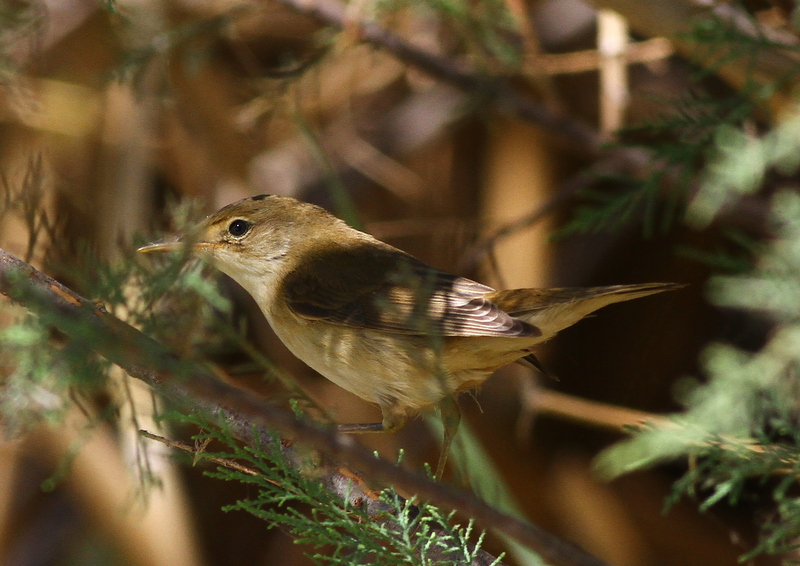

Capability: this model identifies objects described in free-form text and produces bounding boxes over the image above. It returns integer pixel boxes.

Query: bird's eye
[228,219,250,237]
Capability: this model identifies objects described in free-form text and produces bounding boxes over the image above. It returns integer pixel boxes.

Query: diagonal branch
[276,0,605,154]
[0,247,613,566]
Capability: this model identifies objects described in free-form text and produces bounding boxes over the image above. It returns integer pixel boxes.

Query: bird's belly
[271,316,455,412]
[268,309,537,413]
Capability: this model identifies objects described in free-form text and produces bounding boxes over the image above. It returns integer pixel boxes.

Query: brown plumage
[140,194,681,478]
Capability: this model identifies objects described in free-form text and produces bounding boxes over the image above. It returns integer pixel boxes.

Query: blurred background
[0,0,796,564]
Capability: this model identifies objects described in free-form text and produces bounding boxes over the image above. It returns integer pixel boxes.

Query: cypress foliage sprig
[598,110,800,560]
[175,415,504,566]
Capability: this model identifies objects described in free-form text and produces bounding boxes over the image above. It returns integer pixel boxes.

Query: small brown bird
[140,194,678,478]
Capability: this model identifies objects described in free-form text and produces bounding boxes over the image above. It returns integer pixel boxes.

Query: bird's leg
[335,398,461,482]
[336,422,384,433]
[337,403,407,434]
[435,395,461,481]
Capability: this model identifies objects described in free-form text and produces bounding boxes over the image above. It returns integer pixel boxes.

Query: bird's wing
[280,243,539,338]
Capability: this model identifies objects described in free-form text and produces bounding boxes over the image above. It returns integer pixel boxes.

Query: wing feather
[281,243,539,338]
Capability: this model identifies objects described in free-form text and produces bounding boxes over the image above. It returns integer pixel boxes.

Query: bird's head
[138,194,346,287]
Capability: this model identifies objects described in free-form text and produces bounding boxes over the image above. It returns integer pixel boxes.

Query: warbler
[139,194,679,478]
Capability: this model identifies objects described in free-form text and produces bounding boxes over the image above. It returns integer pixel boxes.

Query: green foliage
[0,178,506,563]
[184,415,503,566]
[593,16,800,561]
[689,109,800,228]
[12,4,800,564]
[0,180,246,436]
[558,12,793,238]
[597,101,800,560]
[675,227,758,274]
[429,416,547,566]
[0,165,106,433]
[0,314,81,433]
[683,13,800,83]
[556,173,674,238]
[557,91,757,237]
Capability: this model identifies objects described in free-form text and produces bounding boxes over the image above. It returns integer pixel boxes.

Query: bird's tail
[488,282,683,341]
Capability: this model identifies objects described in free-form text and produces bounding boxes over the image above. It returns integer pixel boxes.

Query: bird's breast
[265,302,538,413]
[266,303,448,411]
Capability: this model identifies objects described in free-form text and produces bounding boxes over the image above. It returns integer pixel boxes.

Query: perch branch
[0,247,612,566]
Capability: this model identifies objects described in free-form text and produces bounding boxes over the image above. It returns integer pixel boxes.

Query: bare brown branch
[537,38,674,75]
[530,389,668,432]
[275,0,605,154]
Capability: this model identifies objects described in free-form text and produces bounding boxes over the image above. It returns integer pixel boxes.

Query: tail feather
[489,282,683,341]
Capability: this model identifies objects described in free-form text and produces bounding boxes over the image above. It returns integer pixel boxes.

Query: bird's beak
[137,238,215,254]
[137,240,185,254]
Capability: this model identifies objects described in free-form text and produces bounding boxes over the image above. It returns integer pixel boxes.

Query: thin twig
[459,164,588,274]
[529,389,668,432]
[526,387,794,467]
[139,429,265,478]
[458,152,651,274]
[0,247,610,566]
[276,0,605,155]
[503,0,563,111]
[537,38,674,75]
